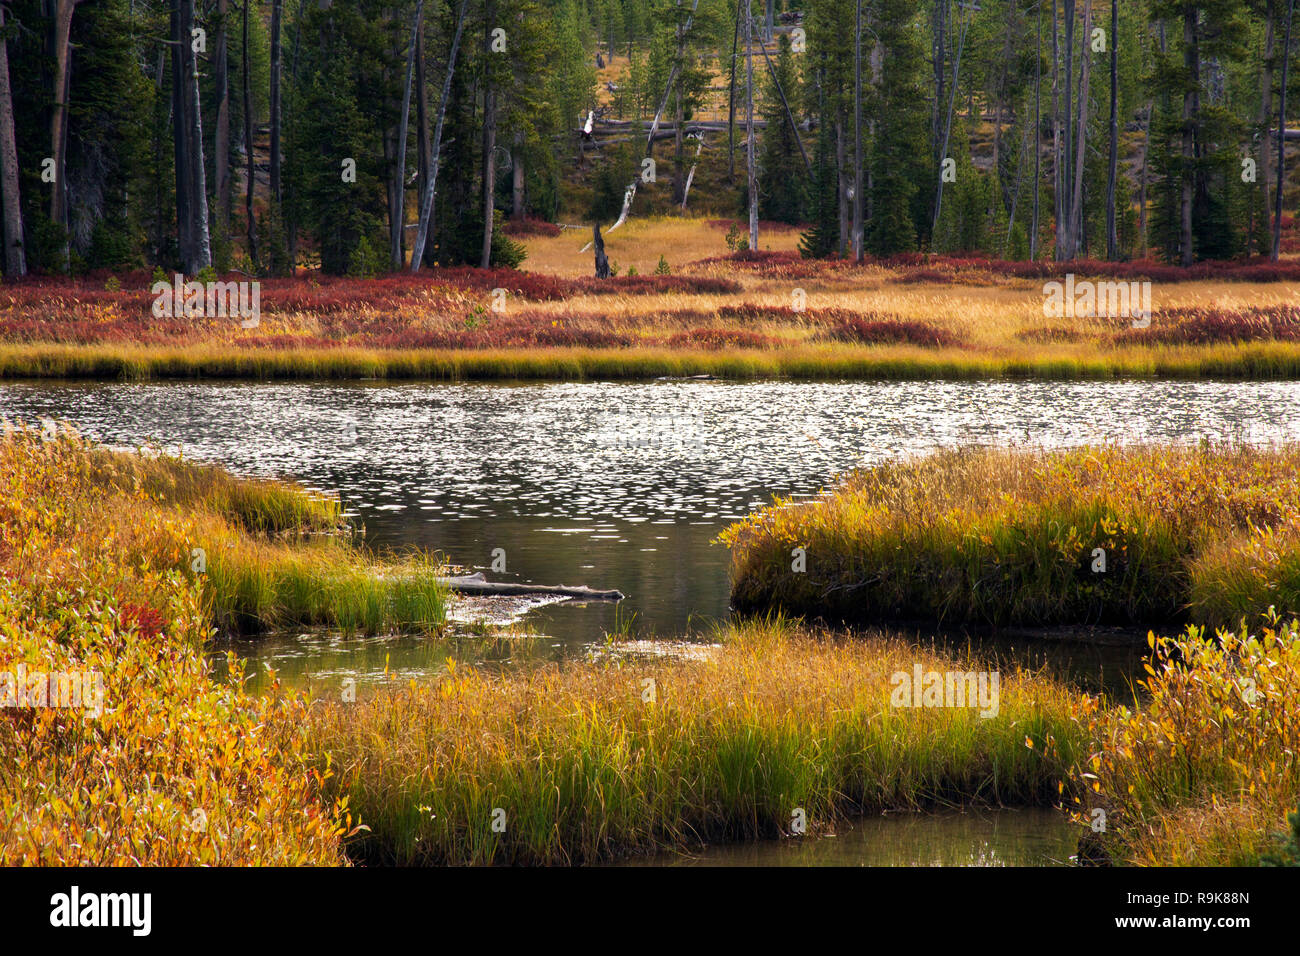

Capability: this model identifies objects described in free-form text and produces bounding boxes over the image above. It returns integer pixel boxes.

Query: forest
[0,0,1295,283]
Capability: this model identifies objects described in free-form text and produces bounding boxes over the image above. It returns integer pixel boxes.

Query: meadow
[3,218,1300,383]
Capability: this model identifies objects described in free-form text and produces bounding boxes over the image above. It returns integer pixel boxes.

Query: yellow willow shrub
[1067,617,1300,866]
[0,429,358,864]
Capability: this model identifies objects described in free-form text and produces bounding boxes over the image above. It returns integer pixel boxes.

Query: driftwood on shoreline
[438,572,624,601]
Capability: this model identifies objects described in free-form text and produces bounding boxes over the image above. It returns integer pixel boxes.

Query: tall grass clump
[1,424,446,637]
[309,618,1084,865]
[722,444,1300,629]
[1065,615,1300,865]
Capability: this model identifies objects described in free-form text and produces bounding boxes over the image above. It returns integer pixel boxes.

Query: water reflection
[633,807,1079,867]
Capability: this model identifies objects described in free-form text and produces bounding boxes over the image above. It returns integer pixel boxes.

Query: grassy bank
[0,428,447,637]
[722,444,1300,631]
[14,340,1300,383]
[309,617,1085,865]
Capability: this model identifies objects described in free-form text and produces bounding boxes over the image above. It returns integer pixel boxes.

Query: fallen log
[438,572,624,601]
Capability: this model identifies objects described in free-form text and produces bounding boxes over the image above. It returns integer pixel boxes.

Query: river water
[6,377,1296,865]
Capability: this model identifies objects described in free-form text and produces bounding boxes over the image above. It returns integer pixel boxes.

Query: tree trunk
[1066,0,1091,261]
[852,0,863,262]
[1031,4,1041,260]
[411,0,470,272]
[593,223,610,277]
[269,0,283,205]
[393,0,425,269]
[416,23,429,227]
[480,0,498,270]
[1106,0,1118,260]
[728,0,741,181]
[1061,0,1074,258]
[49,0,81,229]
[1256,0,1275,256]
[1180,6,1196,266]
[1276,0,1295,261]
[1052,0,1062,258]
[215,0,231,232]
[171,3,193,268]
[0,5,25,277]
[243,0,257,268]
[512,131,525,220]
[745,0,758,252]
[182,0,211,272]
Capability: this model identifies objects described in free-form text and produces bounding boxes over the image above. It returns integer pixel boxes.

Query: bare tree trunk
[172,3,193,268]
[1066,0,1091,261]
[393,0,425,269]
[480,0,498,270]
[0,5,25,277]
[269,0,282,207]
[416,23,429,225]
[852,0,863,262]
[1139,99,1153,257]
[1180,6,1196,266]
[764,0,773,43]
[745,0,758,252]
[1256,0,1275,256]
[1061,0,1075,258]
[215,0,231,235]
[243,0,257,268]
[836,119,848,255]
[1276,0,1295,261]
[1031,4,1041,259]
[593,222,610,277]
[512,131,525,220]
[411,0,469,272]
[1052,0,1063,258]
[672,3,686,205]
[49,0,82,229]
[181,0,211,272]
[1106,0,1118,260]
[728,0,741,181]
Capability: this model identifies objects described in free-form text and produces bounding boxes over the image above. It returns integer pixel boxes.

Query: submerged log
[438,572,624,601]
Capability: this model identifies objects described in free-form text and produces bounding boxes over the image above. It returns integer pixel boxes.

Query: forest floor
[3,216,1300,382]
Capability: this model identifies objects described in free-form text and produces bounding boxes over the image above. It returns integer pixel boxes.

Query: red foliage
[820,314,962,347]
[119,602,166,640]
[1115,306,1300,345]
[664,328,779,350]
[501,217,563,238]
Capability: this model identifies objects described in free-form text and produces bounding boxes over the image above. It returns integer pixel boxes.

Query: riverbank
[723,443,1300,631]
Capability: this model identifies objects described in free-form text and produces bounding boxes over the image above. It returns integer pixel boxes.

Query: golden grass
[311,616,1084,865]
[723,444,1300,630]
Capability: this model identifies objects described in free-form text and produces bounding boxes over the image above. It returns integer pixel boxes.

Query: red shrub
[664,328,779,349]
[501,217,563,238]
[1115,306,1300,345]
[821,314,962,347]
